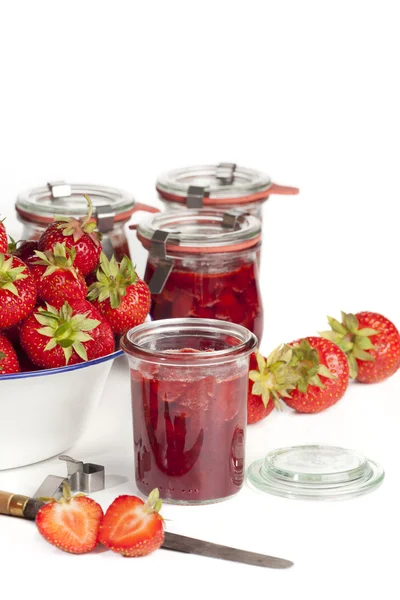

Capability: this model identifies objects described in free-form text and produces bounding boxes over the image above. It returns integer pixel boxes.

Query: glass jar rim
[136,209,262,254]
[156,164,272,204]
[121,318,258,366]
[16,182,136,225]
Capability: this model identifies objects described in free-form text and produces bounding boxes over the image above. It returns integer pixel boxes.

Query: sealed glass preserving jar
[137,209,264,341]
[15,181,158,262]
[156,163,299,220]
[121,318,257,504]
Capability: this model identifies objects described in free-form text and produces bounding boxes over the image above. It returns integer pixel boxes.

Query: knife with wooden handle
[0,491,293,568]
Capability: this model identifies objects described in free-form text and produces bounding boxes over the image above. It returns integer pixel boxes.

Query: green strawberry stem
[0,253,28,296]
[34,302,100,364]
[55,195,99,240]
[319,311,379,378]
[249,346,299,408]
[144,488,163,514]
[289,339,336,393]
[32,242,79,279]
[88,252,137,309]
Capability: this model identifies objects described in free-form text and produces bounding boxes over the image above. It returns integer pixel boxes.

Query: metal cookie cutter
[33,455,105,499]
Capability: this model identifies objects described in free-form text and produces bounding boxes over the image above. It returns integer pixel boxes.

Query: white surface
[0,1,399,599]
[0,356,115,470]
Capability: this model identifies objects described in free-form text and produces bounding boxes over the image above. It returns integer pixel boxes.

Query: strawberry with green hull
[20,300,115,368]
[283,337,349,413]
[0,253,37,328]
[36,482,103,554]
[88,253,151,335]
[247,346,298,424]
[99,489,164,557]
[320,311,400,384]
[0,333,20,374]
[0,220,7,253]
[28,242,87,308]
[8,237,39,264]
[38,195,101,276]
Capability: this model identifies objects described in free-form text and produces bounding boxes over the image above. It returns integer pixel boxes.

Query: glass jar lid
[156,163,273,207]
[16,181,136,226]
[247,445,384,501]
[137,209,262,254]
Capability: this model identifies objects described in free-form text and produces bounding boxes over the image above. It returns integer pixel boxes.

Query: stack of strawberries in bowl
[0,196,151,375]
[0,197,151,470]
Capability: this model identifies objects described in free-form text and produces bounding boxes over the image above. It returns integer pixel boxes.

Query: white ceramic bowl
[0,350,123,470]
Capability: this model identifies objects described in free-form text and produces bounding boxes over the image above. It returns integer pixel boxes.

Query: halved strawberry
[99,489,164,557]
[36,482,103,554]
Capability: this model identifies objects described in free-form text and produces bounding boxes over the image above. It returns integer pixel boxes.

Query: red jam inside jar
[137,210,264,342]
[121,319,257,504]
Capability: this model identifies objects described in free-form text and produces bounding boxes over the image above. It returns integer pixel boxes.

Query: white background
[0,1,399,599]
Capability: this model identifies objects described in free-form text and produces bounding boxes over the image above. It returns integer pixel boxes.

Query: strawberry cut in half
[283,337,349,413]
[99,488,164,557]
[0,253,37,329]
[247,346,299,424]
[88,253,151,334]
[0,333,20,374]
[320,311,400,383]
[28,242,87,308]
[36,481,103,554]
[38,194,102,276]
[19,300,115,368]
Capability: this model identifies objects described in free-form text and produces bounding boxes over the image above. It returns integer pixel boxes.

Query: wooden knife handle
[0,491,44,519]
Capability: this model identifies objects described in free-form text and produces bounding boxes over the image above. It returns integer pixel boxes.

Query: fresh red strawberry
[0,219,7,253]
[0,333,20,374]
[8,237,39,263]
[38,195,102,276]
[20,300,115,368]
[247,346,299,424]
[99,489,164,557]
[320,311,400,383]
[36,481,103,554]
[0,253,37,328]
[282,337,349,413]
[27,242,87,308]
[88,253,151,334]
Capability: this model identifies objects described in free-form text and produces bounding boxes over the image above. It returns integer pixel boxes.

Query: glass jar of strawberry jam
[136,209,264,341]
[15,181,158,267]
[156,163,299,220]
[121,318,257,504]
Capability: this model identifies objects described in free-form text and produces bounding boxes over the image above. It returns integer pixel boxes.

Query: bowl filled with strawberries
[0,207,151,470]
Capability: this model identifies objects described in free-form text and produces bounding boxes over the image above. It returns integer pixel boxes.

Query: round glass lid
[247,445,385,501]
[16,182,136,223]
[156,163,273,204]
[136,209,262,253]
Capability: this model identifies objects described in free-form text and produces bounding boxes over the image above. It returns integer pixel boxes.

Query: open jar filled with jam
[137,209,264,342]
[156,163,299,220]
[15,181,158,263]
[121,318,257,504]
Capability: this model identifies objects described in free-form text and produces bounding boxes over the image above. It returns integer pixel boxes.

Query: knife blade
[162,532,294,569]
